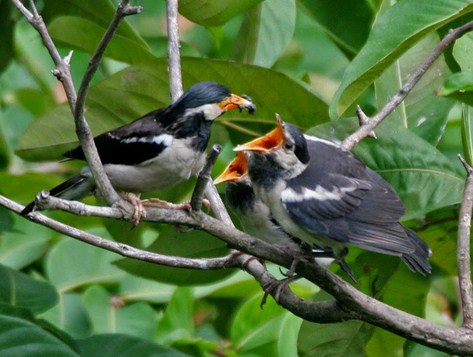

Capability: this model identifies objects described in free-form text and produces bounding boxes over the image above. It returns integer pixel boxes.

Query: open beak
[214,151,248,184]
[234,114,285,153]
[220,94,256,114]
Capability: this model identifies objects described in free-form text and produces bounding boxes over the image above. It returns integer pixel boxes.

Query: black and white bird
[214,151,357,281]
[234,115,431,275]
[22,81,256,217]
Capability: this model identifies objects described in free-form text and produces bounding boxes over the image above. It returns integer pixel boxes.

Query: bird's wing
[63,109,172,165]
[281,167,415,254]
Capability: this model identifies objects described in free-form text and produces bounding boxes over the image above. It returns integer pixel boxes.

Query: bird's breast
[104,138,204,193]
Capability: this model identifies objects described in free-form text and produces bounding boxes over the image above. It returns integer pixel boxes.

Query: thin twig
[458,155,473,329]
[73,0,142,208]
[191,144,222,211]
[166,0,183,101]
[342,20,473,151]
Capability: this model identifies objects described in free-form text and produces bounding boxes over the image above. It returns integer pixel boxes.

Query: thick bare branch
[458,155,473,329]
[166,0,183,101]
[342,20,473,151]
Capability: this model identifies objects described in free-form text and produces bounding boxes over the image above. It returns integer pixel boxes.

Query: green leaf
[45,237,125,292]
[0,313,80,357]
[48,16,155,64]
[114,226,234,285]
[42,0,148,50]
[452,32,473,71]
[82,285,158,339]
[178,0,263,27]
[330,0,473,118]
[118,275,176,304]
[17,58,329,161]
[38,293,90,339]
[77,334,191,357]
[440,69,473,105]
[309,117,465,219]
[0,265,58,314]
[232,0,296,67]
[155,287,195,346]
[231,292,300,355]
[298,0,379,56]
[374,33,454,144]
[0,207,52,270]
[298,320,371,357]
[0,0,14,73]
[462,105,473,165]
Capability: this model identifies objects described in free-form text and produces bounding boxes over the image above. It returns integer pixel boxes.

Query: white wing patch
[282,184,357,202]
[120,134,173,146]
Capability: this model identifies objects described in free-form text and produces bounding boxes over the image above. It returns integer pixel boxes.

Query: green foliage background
[1,0,472,356]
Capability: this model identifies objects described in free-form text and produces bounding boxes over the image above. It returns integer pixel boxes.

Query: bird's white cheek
[184,104,223,121]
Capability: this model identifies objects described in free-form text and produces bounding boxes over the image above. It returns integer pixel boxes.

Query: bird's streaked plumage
[234,116,431,275]
[22,81,256,215]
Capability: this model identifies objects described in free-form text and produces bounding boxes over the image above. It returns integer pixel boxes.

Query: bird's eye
[284,142,293,150]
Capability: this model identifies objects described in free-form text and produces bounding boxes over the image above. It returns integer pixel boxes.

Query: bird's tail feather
[401,228,432,276]
[21,174,92,215]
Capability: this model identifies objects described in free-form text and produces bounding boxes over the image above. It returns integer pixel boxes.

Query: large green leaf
[45,237,125,292]
[374,33,454,144]
[82,285,157,339]
[309,118,465,219]
[330,0,473,118]
[42,0,148,49]
[17,58,329,161]
[114,226,234,285]
[77,334,191,357]
[178,0,263,27]
[232,0,296,67]
[298,0,380,56]
[0,265,58,314]
[155,287,195,346]
[48,16,155,65]
[0,314,80,357]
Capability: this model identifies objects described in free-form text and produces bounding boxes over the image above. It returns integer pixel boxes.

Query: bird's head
[234,114,310,173]
[176,81,256,121]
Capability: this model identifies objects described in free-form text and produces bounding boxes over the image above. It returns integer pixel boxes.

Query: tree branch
[458,155,473,329]
[342,20,473,151]
[191,144,221,211]
[166,0,183,101]
[73,0,142,208]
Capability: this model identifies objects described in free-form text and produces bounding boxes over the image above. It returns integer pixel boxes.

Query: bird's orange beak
[214,151,248,184]
[219,94,256,114]
[234,114,285,153]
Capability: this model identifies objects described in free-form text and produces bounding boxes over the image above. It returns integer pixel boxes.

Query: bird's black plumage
[236,119,431,275]
[22,81,256,215]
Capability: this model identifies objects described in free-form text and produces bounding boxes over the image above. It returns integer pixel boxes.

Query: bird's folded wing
[63,111,172,165]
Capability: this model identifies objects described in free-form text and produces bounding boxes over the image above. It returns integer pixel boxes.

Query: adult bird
[234,115,431,275]
[214,151,357,282]
[22,81,256,221]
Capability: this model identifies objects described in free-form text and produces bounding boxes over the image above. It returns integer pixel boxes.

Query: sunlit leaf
[232,0,296,67]
[330,0,473,118]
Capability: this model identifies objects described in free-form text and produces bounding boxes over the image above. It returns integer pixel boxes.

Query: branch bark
[458,155,473,329]
[166,0,183,101]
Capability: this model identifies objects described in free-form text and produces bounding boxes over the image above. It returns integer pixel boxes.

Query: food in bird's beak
[221,94,256,114]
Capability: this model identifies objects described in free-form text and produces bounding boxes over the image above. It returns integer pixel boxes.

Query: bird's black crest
[284,123,310,164]
[176,82,231,109]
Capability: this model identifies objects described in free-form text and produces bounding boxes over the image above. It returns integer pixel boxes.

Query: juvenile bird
[234,116,431,275]
[22,81,256,219]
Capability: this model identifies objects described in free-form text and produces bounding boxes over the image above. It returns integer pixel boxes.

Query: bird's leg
[118,192,146,226]
[142,198,211,212]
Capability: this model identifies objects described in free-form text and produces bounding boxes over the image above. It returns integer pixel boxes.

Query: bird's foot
[119,192,146,226]
[142,198,191,211]
[261,274,301,307]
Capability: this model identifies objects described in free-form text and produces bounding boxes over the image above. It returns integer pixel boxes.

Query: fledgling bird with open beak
[22,81,256,222]
[214,151,357,282]
[234,115,431,275]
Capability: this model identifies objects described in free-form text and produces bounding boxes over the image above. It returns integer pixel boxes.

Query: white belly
[103,139,205,193]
